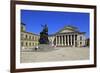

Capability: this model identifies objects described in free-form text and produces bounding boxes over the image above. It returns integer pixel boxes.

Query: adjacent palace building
[21,23,39,49]
[21,23,86,49]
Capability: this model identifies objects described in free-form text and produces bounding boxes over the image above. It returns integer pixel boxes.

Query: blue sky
[21,10,90,38]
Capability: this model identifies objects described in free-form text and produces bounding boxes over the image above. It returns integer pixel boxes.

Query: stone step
[21,44,55,52]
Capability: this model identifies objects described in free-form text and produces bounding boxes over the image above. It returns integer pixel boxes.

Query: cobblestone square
[20,47,89,63]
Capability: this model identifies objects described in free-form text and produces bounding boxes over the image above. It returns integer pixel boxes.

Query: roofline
[55,25,79,34]
[21,31,39,36]
[21,22,26,25]
[21,31,86,37]
[49,32,86,36]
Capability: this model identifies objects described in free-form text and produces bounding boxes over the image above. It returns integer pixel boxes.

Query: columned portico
[55,34,78,47]
[49,25,86,47]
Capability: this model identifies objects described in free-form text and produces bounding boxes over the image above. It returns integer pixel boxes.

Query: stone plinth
[36,44,54,52]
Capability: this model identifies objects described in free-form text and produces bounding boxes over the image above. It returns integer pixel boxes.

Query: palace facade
[21,23,39,49]
[21,23,86,49]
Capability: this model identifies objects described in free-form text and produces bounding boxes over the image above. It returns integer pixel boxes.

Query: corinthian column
[67,35,69,46]
[74,35,75,47]
[64,35,66,46]
[61,36,63,46]
[71,35,72,46]
[58,36,60,46]
[56,36,57,46]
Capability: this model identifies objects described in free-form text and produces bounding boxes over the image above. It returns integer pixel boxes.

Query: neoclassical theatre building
[21,23,86,49]
[48,26,86,47]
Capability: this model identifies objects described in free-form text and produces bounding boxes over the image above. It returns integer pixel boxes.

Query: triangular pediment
[58,25,78,33]
[59,29,74,33]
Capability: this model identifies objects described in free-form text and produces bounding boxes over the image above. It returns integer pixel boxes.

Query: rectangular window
[21,34,23,38]
[29,36,31,40]
[80,42,82,45]
[26,42,27,46]
[35,37,36,40]
[80,36,82,40]
[33,36,34,40]
[26,35,27,39]
[29,42,31,46]
[21,42,23,46]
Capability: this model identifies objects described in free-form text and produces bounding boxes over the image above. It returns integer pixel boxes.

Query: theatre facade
[21,24,86,49]
[48,26,86,47]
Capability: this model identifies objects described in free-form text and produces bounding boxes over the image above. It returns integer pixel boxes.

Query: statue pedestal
[36,44,54,52]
